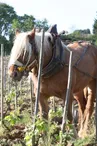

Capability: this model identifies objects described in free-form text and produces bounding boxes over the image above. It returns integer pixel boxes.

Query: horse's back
[67,41,97,75]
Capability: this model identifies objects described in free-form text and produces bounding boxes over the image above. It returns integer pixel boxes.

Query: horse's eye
[48,36,51,42]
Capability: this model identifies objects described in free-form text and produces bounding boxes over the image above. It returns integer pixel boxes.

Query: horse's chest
[40,80,66,97]
[32,67,68,97]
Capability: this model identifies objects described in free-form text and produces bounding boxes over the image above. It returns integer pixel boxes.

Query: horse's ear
[47,24,58,34]
[15,29,20,36]
[29,28,36,39]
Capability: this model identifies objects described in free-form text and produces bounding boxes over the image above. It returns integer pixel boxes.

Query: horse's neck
[35,34,53,68]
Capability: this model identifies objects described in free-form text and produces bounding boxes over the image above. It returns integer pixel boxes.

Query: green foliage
[1,2,96,55]
[61,30,95,45]
[20,110,32,124]
[12,19,21,31]
[73,29,91,35]
[0,3,50,55]
[0,3,17,36]
[70,29,91,40]
[11,16,50,33]
[93,19,97,34]
[0,3,17,54]
[11,14,35,32]
[24,109,74,146]
[0,123,6,136]
[4,109,32,128]
[5,88,16,103]
[35,18,50,31]
[93,12,97,34]
[4,110,21,127]
[49,107,63,119]
[19,14,35,31]
[74,135,95,146]
[92,12,97,45]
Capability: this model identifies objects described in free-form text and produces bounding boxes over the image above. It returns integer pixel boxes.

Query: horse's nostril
[13,71,17,77]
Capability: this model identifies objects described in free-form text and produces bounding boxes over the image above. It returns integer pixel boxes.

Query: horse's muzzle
[8,69,23,81]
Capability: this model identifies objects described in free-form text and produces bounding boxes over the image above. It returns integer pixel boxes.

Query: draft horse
[8,25,97,138]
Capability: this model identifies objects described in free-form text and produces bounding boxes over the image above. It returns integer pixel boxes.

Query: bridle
[13,33,57,76]
[15,38,38,73]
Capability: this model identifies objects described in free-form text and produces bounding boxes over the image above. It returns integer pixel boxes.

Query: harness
[67,42,96,79]
[17,37,65,78]
[41,38,65,78]
[17,37,94,79]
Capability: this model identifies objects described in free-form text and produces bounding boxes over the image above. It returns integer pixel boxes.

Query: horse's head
[8,27,55,81]
[8,28,38,81]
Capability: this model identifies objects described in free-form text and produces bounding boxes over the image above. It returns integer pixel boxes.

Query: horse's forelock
[9,32,31,66]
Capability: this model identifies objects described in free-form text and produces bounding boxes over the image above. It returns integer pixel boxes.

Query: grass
[74,134,95,146]
[18,109,32,125]
[0,123,7,137]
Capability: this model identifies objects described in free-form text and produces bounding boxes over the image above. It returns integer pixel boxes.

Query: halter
[16,39,38,73]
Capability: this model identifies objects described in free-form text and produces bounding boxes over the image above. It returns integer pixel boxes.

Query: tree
[92,12,97,45]
[35,18,50,31]
[9,14,35,52]
[11,14,35,33]
[73,29,91,36]
[0,3,50,54]
[0,3,17,36]
[17,14,35,31]
[93,19,97,34]
[11,17,50,35]
[0,3,18,54]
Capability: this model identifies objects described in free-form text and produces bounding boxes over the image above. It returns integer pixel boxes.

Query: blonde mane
[8,31,53,67]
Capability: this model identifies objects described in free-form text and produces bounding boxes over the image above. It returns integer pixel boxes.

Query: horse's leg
[38,93,49,119]
[84,86,88,99]
[82,80,95,137]
[33,85,49,119]
[74,90,87,137]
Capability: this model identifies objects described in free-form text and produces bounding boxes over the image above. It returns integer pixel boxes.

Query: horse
[8,25,97,138]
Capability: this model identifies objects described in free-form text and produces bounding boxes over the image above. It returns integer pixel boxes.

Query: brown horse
[8,26,97,138]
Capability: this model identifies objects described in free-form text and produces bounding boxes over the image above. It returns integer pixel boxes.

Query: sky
[0,0,97,33]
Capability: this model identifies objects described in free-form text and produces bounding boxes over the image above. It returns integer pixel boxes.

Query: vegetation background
[0,3,97,55]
